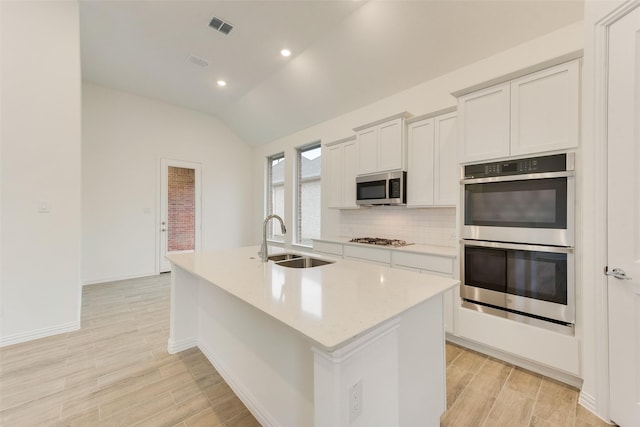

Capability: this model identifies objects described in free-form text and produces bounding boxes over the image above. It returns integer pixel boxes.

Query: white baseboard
[446,334,583,389]
[166,337,197,354]
[83,271,158,286]
[578,391,598,414]
[197,341,281,427]
[0,321,80,348]
[578,391,615,425]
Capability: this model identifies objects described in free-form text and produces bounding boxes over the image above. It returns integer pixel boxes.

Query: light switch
[38,200,50,213]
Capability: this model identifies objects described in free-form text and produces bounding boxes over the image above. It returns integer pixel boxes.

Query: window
[296,143,321,245]
[266,153,285,241]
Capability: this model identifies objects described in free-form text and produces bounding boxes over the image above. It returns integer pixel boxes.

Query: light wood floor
[0,274,612,426]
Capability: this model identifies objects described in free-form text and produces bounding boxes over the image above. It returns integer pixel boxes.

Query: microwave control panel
[464,154,568,179]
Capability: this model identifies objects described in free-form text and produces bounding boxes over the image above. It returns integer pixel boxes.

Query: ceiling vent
[187,54,209,67]
[209,16,233,35]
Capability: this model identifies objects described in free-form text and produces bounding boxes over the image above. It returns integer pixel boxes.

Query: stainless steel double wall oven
[460,153,575,333]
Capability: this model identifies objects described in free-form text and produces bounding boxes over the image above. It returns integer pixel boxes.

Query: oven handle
[462,239,574,254]
[460,170,574,184]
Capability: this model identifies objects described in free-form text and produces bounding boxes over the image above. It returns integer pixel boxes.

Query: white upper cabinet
[434,112,459,206]
[355,127,378,175]
[458,84,510,163]
[378,119,404,172]
[510,61,580,156]
[458,59,580,163]
[407,109,458,207]
[355,113,409,175]
[407,118,435,206]
[326,137,358,209]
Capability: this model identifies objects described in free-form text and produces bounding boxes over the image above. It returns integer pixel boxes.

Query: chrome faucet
[260,214,287,262]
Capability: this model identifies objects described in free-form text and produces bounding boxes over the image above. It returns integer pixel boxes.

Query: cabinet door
[344,245,391,265]
[378,118,404,172]
[406,119,435,206]
[357,127,378,175]
[434,112,458,206]
[343,141,358,207]
[458,83,510,163]
[313,240,344,257]
[327,144,344,209]
[510,60,580,156]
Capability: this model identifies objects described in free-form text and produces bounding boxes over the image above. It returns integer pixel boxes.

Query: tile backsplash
[339,206,457,247]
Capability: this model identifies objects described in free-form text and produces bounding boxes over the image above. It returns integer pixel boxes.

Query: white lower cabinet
[313,240,344,257]
[391,251,458,334]
[343,245,391,266]
[313,240,459,334]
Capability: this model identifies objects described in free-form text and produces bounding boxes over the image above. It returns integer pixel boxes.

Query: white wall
[82,83,254,284]
[252,21,584,247]
[0,1,82,345]
[339,207,456,247]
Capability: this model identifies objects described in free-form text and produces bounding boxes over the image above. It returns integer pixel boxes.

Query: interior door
[607,4,640,426]
[159,159,202,273]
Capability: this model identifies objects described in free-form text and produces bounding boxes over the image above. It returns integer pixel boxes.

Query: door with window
[159,159,202,273]
[606,3,640,426]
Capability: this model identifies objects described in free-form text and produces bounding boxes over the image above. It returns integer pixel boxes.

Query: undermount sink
[275,256,335,269]
[267,253,302,262]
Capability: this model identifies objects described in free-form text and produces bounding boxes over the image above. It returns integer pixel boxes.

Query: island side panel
[196,278,315,427]
[168,264,199,353]
[312,320,401,427]
[398,293,446,426]
[312,294,446,427]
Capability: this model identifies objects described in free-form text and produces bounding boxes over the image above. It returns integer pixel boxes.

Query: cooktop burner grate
[348,237,410,247]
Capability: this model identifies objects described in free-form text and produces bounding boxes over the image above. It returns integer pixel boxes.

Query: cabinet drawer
[344,245,391,265]
[392,251,454,276]
[313,241,343,257]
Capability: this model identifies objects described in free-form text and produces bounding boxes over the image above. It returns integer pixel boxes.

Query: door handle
[606,267,632,280]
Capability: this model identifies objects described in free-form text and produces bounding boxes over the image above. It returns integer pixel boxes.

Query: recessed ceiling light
[280,49,291,57]
[217,80,227,87]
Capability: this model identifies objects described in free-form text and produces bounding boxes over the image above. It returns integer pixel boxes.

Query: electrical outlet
[37,200,50,213]
[349,379,363,423]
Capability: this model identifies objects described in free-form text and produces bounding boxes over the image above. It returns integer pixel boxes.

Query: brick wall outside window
[168,166,195,252]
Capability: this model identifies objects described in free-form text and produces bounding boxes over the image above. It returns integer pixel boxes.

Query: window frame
[266,152,285,242]
[295,141,322,246]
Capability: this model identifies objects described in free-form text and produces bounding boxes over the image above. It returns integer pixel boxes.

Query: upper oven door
[462,172,574,246]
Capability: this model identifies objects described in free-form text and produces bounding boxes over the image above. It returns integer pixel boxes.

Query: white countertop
[167,245,458,350]
[314,236,458,258]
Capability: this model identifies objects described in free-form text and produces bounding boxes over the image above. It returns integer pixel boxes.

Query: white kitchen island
[167,246,459,427]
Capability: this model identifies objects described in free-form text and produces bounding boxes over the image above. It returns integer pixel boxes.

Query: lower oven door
[461,240,574,325]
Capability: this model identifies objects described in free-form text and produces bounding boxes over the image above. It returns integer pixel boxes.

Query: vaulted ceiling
[79,1,584,146]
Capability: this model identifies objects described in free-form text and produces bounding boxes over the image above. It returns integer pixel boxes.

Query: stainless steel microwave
[356,171,406,205]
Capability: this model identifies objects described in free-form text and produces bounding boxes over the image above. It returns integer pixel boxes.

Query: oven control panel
[464,153,568,179]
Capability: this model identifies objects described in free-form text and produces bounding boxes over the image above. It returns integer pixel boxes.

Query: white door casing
[159,158,202,273]
[607,3,640,426]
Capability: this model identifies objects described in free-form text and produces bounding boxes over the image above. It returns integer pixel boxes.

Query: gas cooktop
[348,237,411,247]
